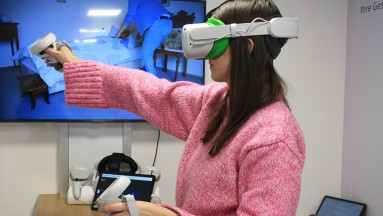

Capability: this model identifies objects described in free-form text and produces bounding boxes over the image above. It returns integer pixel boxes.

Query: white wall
[342,1,383,215]
[0,123,59,216]
[0,0,348,215]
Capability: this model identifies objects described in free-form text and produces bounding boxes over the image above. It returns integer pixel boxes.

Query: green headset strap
[204,18,229,59]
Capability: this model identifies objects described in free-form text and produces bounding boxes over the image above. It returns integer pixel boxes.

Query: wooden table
[35,194,102,216]
[154,48,187,81]
[17,74,50,110]
[0,22,19,67]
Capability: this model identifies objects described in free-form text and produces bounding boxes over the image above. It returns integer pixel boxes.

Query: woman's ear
[247,38,254,53]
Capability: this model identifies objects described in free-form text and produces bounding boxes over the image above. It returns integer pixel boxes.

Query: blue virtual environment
[0,0,206,121]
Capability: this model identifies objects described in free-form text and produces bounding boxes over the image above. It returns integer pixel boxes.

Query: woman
[45,0,305,215]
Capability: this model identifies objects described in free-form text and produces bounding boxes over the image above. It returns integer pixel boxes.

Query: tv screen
[0,0,206,122]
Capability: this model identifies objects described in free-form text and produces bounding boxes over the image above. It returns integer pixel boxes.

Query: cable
[241,17,268,34]
[150,129,161,203]
[152,129,160,167]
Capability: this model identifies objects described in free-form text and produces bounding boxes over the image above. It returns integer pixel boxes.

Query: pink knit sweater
[63,61,306,216]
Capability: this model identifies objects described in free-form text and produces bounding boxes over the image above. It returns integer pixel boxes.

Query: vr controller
[29,33,70,72]
[94,176,139,216]
[182,17,299,59]
[67,166,93,204]
[94,176,131,207]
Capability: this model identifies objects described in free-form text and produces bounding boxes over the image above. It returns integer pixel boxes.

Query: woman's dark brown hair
[202,0,289,156]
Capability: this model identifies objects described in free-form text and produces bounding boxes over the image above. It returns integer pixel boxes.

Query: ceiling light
[79,28,106,33]
[87,9,121,16]
[82,39,98,43]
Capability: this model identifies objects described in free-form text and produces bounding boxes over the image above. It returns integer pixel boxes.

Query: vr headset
[182,17,299,60]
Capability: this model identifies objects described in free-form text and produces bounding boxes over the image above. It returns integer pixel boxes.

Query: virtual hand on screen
[136,33,142,41]
[43,46,82,66]
[119,28,132,39]
[116,23,129,38]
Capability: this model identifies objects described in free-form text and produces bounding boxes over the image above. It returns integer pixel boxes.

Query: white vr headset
[182,17,299,60]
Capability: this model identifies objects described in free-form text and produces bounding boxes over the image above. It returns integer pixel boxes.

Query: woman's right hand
[43,45,82,66]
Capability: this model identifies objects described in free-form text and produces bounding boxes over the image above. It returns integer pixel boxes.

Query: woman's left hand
[98,201,179,216]
[98,202,129,216]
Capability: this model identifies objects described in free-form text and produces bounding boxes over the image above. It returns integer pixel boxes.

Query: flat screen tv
[0,0,206,122]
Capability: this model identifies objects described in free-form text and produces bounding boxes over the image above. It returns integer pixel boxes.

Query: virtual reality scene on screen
[0,0,206,121]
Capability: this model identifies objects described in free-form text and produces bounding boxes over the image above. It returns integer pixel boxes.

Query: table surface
[35,194,102,216]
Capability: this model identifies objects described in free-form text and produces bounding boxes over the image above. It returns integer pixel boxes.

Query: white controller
[29,33,68,72]
[95,176,131,207]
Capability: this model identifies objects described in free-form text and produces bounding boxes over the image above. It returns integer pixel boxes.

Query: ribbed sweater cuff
[63,61,108,108]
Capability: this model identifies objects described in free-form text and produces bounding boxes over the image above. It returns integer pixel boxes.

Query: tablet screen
[316,196,367,216]
[91,172,156,211]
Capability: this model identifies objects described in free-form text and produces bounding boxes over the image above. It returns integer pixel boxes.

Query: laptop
[91,172,156,211]
[315,195,367,216]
